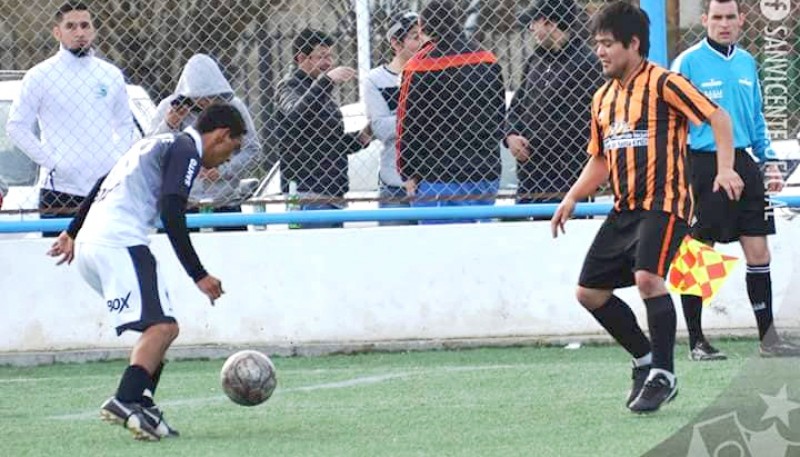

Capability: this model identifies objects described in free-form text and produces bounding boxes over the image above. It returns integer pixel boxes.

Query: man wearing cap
[506,0,602,213]
[362,11,424,226]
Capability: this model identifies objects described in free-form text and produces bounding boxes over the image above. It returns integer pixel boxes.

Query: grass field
[0,340,760,457]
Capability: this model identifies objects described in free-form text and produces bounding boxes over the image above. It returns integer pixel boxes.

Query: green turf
[0,340,760,457]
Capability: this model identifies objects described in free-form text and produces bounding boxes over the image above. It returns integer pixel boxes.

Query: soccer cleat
[760,339,800,358]
[628,371,678,414]
[142,404,180,438]
[626,363,651,408]
[689,340,727,361]
[100,397,160,441]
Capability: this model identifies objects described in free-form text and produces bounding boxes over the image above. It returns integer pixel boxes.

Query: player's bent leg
[629,271,679,413]
[578,287,653,407]
[130,322,179,373]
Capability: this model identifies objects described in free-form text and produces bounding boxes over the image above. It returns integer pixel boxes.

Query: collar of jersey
[183,126,204,159]
[56,44,95,63]
[702,37,737,61]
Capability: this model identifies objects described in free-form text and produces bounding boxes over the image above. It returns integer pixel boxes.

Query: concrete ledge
[0,328,775,367]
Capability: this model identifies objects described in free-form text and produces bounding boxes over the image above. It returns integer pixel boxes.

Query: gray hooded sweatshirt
[150,53,261,207]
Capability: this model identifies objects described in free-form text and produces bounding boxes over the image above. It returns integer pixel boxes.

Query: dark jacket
[397,37,505,184]
[506,37,603,195]
[276,69,363,197]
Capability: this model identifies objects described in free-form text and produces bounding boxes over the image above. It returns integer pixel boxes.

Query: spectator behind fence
[507,0,602,218]
[150,53,261,231]
[6,2,134,236]
[276,29,372,229]
[396,0,506,224]
[362,11,424,226]
[671,0,800,359]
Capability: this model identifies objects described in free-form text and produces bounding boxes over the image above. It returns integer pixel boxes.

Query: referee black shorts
[689,149,775,244]
[579,210,689,290]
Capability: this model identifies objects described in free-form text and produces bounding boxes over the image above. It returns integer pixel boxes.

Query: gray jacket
[150,54,261,207]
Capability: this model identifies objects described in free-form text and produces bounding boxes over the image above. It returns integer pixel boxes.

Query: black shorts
[579,210,689,289]
[690,149,775,243]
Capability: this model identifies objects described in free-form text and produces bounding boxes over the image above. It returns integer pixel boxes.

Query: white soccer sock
[647,368,676,387]
[633,353,652,367]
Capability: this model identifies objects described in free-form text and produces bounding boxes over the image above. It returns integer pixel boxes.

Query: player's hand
[764,163,784,194]
[712,168,745,201]
[551,196,576,239]
[46,231,75,265]
[199,167,221,182]
[506,134,531,162]
[357,124,372,147]
[166,105,189,130]
[326,66,357,84]
[404,178,418,198]
[197,275,224,306]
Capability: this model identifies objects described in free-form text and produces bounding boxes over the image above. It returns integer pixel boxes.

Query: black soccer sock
[590,295,651,359]
[151,362,165,395]
[644,295,677,374]
[115,365,154,404]
[681,294,705,348]
[747,264,778,345]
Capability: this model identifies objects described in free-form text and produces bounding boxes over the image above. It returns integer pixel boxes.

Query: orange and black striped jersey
[587,61,718,221]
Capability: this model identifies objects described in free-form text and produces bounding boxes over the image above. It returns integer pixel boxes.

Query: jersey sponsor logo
[107,292,131,313]
[703,89,724,100]
[700,79,723,88]
[184,158,198,187]
[95,83,109,99]
[738,78,753,87]
[603,122,649,150]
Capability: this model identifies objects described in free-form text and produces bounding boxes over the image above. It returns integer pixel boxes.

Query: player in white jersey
[47,104,245,441]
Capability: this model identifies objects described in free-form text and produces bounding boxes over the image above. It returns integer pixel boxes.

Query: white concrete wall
[2,216,799,353]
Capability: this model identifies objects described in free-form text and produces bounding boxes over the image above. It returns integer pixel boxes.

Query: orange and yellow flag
[667,236,739,306]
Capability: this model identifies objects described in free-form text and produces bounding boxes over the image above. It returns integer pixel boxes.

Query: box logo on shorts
[107,292,131,313]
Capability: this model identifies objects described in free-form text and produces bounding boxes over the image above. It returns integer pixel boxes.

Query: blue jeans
[296,202,344,229]
[378,182,415,226]
[411,180,499,224]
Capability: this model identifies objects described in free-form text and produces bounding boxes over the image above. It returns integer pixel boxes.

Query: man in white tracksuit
[150,54,261,228]
[6,2,134,235]
[361,11,424,226]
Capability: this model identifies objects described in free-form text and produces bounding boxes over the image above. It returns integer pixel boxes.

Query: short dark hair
[195,104,246,139]
[294,29,334,58]
[420,0,462,41]
[590,1,650,58]
[55,2,90,23]
[703,0,740,14]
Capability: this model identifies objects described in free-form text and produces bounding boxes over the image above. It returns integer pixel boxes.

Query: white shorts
[76,242,176,335]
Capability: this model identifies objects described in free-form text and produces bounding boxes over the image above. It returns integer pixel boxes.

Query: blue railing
[2,196,799,233]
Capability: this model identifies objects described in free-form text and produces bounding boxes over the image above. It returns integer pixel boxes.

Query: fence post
[640,0,668,67]
[356,0,371,101]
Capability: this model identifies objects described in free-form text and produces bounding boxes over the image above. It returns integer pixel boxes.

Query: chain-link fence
[0,0,798,223]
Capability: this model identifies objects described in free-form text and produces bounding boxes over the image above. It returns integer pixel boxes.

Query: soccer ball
[220,350,277,406]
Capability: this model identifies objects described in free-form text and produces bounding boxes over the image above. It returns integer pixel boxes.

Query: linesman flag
[667,236,739,305]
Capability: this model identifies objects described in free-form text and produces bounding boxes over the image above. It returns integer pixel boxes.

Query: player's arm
[47,175,106,265]
[159,144,208,283]
[6,71,55,171]
[663,74,744,200]
[552,103,608,238]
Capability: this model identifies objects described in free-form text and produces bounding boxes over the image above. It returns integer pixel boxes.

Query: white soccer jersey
[77,127,203,246]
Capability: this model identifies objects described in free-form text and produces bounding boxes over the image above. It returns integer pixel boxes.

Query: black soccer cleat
[100,397,161,441]
[760,338,800,358]
[689,340,727,361]
[628,371,678,414]
[627,363,651,408]
[142,404,180,438]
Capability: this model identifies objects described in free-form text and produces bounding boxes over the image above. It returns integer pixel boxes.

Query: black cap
[386,11,419,42]
[519,0,576,31]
